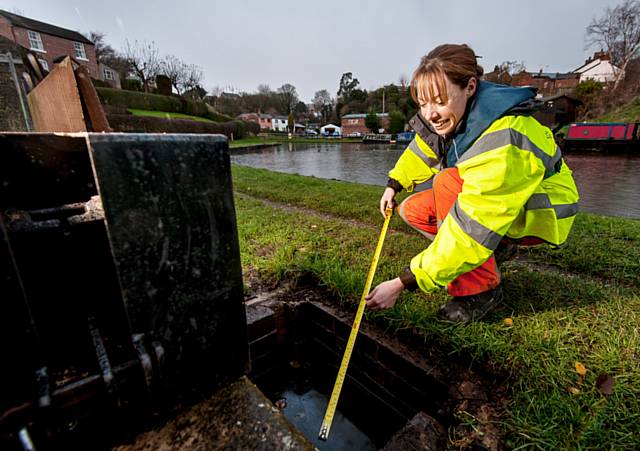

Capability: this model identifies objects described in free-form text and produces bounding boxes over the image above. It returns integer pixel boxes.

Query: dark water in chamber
[231,142,640,220]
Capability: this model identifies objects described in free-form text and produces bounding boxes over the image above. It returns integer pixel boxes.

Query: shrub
[96,87,182,113]
[388,110,406,134]
[155,75,172,96]
[121,78,142,92]
[96,87,233,123]
[107,113,245,139]
[242,120,260,136]
[205,110,234,122]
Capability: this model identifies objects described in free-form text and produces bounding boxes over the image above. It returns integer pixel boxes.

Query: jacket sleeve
[388,135,441,192]
[409,124,547,292]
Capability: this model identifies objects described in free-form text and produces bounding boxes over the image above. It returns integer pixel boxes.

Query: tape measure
[318,207,393,441]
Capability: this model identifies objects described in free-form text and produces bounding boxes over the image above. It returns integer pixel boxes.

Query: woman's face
[418,75,476,137]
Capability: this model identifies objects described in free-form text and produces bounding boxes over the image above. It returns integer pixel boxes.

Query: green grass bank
[232,164,640,449]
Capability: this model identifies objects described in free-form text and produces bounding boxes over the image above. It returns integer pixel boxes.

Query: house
[98,62,121,89]
[341,113,390,136]
[574,51,623,83]
[237,113,273,130]
[272,116,288,132]
[0,35,31,130]
[0,9,98,78]
[511,71,580,97]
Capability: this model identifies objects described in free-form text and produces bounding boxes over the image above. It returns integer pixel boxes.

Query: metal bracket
[87,317,115,397]
[132,334,153,392]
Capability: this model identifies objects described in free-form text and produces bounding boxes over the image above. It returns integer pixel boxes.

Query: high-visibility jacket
[389,83,579,292]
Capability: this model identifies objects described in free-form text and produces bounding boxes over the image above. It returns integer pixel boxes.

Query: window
[103,68,115,80]
[74,42,87,59]
[28,30,44,51]
[37,58,48,71]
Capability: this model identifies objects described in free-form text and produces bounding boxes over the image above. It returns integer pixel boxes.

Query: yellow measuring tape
[318,206,393,441]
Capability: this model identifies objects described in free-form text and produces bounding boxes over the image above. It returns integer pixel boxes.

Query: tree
[312,89,334,124]
[586,0,640,89]
[388,111,406,134]
[123,40,161,93]
[287,112,295,133]
[337,72,360,99]
[86,31,116,63]
[278,83,298,114]
[365,111,380,133]
[161,54,187,94]
[182,64,204,93]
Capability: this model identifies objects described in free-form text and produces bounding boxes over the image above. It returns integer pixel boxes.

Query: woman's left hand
[365,278,404,310]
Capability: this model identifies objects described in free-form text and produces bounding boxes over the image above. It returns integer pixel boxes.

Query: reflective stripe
[449,200,503,250]
[525,193,579,219]
[457,128,561,173]
[408,138,441,169]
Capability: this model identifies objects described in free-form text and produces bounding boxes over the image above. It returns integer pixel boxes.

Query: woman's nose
[422,106,438,120]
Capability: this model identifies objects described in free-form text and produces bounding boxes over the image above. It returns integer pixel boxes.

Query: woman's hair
[410,44,484,104]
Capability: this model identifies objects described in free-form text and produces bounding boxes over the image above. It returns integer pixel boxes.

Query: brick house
[0,9,98,77]
[237,113,273,130]
[511,71,580,97]
[0,35,31,130]
[341,113,390,136]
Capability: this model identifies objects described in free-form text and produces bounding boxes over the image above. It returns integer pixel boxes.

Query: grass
[232,164,640,449]
[596,96,640,123]
[128,108,215,122]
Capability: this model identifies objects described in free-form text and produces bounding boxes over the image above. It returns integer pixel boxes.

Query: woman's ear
[466,77,477,97]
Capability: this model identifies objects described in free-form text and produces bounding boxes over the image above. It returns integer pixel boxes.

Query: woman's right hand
[379,187,396,218]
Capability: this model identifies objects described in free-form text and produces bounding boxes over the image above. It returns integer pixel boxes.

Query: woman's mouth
[432,118,450,131]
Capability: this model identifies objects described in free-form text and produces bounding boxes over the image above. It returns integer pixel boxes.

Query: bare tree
[161,54,187,94]
[257,84,272,95]
[587,0,640,89]
[398,74,409,91]
[312,89,334,124]
[122,39,161,93]
[182,64,204,93]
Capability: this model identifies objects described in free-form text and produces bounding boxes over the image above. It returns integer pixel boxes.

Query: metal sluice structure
[0,133,249,449]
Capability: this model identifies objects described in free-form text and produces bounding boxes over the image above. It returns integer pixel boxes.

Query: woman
[365,44,579,322]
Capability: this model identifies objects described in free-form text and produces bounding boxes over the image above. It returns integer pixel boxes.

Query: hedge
[97,87,182,113]
[107,114,250,139]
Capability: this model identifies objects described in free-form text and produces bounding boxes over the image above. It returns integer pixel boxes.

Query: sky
[4,0,615,102]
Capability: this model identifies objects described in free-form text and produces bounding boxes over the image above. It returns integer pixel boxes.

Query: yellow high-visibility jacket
[390,109,579,293]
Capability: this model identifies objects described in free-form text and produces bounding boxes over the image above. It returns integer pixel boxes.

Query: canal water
[231,142,640,220]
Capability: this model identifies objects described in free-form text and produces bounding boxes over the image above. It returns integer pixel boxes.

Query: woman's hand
[365,278,404,310]
[379,187,396,218]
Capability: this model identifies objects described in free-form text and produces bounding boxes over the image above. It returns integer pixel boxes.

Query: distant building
[574,51,623,83]
[341,113,390,136]
[99,62,121,89]
[238,112,273,130]
[272,115,288,132]
[0,35,31,130]
[320,124,341,136]
[533,94,583,129]
[511,71,580,97]
[483,66,513,86]
[0,9,98,78]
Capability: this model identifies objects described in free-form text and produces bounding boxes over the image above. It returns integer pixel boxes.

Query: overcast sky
[5,0,615,102]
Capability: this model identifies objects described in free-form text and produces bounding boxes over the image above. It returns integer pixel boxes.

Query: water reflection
[231,143,640,220]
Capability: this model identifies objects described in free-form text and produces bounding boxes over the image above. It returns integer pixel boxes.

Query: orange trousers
[398,168,501,297]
